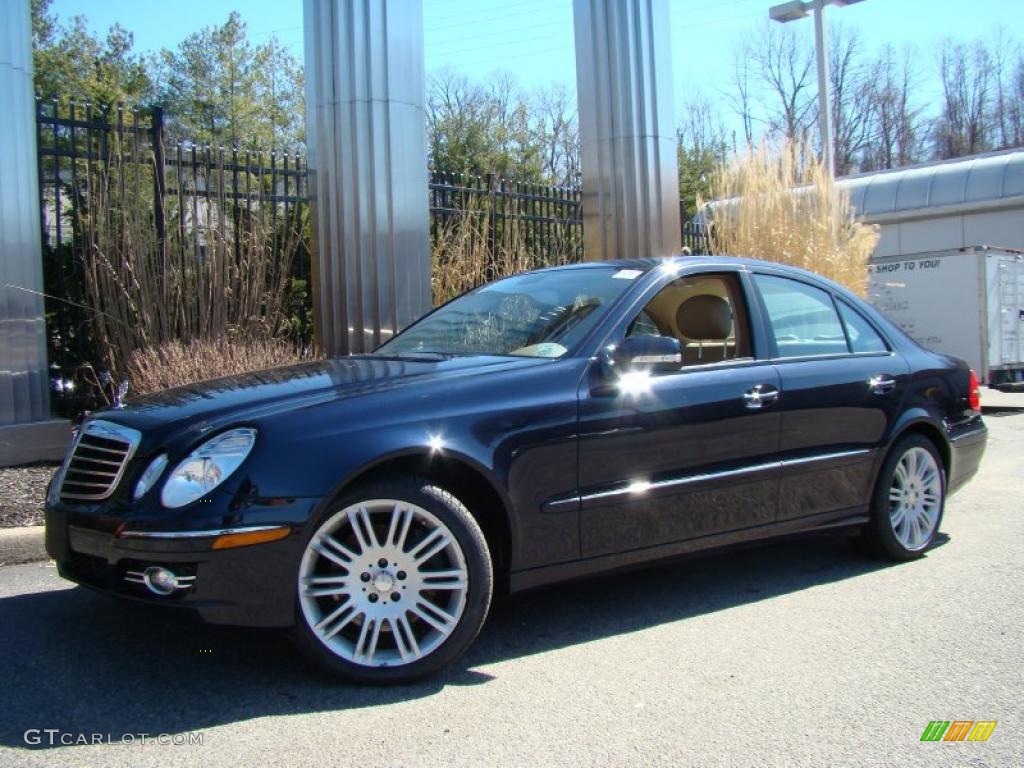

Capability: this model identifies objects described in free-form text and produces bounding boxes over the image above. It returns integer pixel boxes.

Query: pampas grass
[701,140,877,294]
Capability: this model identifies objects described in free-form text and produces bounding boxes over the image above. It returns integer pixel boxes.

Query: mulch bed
[0,464,57,528]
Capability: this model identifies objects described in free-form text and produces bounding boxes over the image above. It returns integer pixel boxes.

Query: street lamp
[769,0,866,179]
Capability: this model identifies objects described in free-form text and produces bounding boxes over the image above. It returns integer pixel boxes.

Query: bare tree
[677,87,730,214]
[828,24,874,175]
[1013,53,1024,147]
[678,87,729,154]
[863,44,924,170]
[934,40,993,158]
[722,24,1021,173]
[747,22,818,142]
[533,85,580,186]
[991,31,1024,149]
[726,49,756,148]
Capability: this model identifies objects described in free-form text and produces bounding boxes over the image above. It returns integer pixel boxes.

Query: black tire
[862,435,946,561]
[289,474,493,684]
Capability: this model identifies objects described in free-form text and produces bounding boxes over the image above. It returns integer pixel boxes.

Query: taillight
[968,370,981,411]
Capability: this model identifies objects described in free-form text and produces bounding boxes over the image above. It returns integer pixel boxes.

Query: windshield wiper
[372,351,453,361]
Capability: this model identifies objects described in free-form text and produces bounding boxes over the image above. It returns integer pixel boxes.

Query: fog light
[144,566,179,596]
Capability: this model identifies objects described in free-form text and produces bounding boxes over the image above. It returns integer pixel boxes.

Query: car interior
[627,274,752,365]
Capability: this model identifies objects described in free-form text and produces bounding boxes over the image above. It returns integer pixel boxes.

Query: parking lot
[0,409,1021,767]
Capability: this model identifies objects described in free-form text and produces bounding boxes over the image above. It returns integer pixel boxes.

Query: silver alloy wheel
[298,499,469,668]
[888,446,942,551]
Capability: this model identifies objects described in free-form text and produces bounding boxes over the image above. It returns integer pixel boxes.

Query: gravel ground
[0,464,56,528]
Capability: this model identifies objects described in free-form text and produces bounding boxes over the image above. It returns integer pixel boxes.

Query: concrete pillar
[573,0,681,261]
[303,0,431,355]
[0,0,68,465]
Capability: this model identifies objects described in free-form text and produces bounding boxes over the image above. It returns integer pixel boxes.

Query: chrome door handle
[869,375,897,394]
[743,385,779,409]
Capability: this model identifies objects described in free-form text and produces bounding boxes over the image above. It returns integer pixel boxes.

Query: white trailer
[868,246,1024,391]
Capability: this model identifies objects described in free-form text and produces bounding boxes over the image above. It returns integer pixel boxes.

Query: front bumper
[44,499,322,627]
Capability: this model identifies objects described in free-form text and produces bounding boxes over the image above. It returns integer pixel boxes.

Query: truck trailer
[868,246,1024,391]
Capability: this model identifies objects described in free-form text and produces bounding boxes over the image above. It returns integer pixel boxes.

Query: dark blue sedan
[45,256,987,683]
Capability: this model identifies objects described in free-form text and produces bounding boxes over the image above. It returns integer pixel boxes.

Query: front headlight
[160,428,257,508]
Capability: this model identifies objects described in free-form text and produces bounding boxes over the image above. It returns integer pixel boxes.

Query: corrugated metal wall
[573,0,681,261]
[0,0,50,426]
[303,0,432,356]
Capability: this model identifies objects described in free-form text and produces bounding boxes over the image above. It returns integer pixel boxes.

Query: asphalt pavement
[1,411,1021,767]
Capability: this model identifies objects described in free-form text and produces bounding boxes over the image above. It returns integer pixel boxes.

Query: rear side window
[837,300,888,353]
[753,274,848,358]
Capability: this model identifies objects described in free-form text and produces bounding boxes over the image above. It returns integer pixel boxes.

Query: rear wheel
[863,435,945,560]
[291,475,492,684]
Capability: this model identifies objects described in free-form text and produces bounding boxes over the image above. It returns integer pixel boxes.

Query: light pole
[768,0,865,179]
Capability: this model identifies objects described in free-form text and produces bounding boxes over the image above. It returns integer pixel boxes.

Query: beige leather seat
[675,294,734,365]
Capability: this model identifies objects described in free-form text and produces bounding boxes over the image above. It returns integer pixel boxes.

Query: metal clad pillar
[0,0,49,426]
[573,0,680,261]
[304,0,431,355]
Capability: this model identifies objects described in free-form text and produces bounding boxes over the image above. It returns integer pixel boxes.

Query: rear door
[750,272,909,522]
[989,251,1024,373]
[576,268,783,558]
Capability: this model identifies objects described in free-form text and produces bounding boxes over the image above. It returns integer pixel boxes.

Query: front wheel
[290,475,493,684]
[863,436,946,561]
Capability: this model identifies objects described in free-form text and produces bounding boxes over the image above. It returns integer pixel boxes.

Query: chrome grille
[59,420,142,502]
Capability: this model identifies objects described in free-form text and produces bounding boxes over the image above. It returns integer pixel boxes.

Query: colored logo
[920,721,997,742]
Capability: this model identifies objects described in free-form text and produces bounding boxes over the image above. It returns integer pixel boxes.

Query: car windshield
[375,266,644,358]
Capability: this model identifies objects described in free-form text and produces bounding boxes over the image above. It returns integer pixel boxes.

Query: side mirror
[601,335,683,377]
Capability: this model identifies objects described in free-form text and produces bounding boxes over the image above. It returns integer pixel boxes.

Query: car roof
[535,254,861,302]
[541,254,831,278]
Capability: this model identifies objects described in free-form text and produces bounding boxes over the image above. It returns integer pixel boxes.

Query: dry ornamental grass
[701,140,878,295]
[127,338,313,395]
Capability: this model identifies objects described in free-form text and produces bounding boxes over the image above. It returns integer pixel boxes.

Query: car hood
[93,354,546,442]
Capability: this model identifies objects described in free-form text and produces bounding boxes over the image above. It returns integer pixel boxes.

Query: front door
[577,270,783,558]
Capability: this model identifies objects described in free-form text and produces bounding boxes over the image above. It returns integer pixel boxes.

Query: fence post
[486,172,497,281]
[151,106,166,253]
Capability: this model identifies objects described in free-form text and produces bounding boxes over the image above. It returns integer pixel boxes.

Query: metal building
[840,148,1024,257]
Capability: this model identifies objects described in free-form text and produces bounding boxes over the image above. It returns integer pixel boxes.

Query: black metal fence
[35,101,707,412]
[36,100,313,415]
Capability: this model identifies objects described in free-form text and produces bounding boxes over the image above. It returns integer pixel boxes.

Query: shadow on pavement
[981,407,1024,417]
[0,531,914,750]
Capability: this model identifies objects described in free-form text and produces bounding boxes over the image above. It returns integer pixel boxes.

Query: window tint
[753,274,849,358]
[837,300,888,353]
[626,273,751,366]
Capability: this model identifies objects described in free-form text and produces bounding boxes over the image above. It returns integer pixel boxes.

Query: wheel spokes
[316,601,358,640]
[888,447,943,552]
[302,574,349,598]
[299,498,469,669]
[412,529,451,564]
[421,569,468,590]
[412,600,457,634]
[313,534,356,570]
[390,614,420,662]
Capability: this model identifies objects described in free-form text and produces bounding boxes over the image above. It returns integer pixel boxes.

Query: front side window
[753,274,848,358]
[376,267,642,358]
[626,273,751,366]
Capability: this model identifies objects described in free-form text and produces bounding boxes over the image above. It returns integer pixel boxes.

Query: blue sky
[48,0,1015,124]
